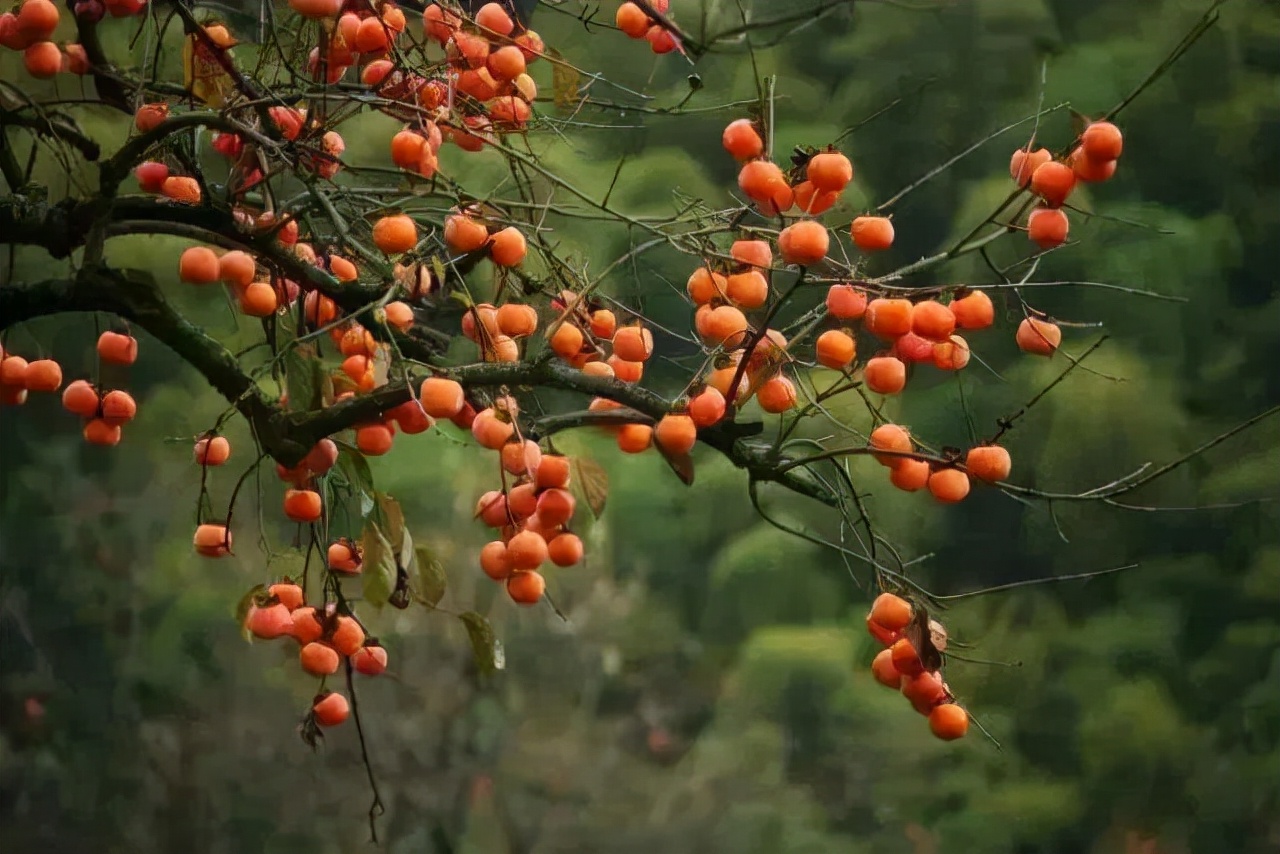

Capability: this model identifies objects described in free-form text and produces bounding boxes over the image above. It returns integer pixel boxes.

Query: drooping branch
[1,259,842,507]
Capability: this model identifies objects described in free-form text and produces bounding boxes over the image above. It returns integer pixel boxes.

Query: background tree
[2,0,1278,852]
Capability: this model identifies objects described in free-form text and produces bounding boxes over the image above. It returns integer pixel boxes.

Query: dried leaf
[458,611,502,675]
[655,444,696,487]
[1068,108,1092,141]
[571,455,609,519]
[360,521,396,609]
[376,493,405,551]
[904,608,944,672]
[372,345,392,389]
[410,544,447,607]
[547,47,581,113]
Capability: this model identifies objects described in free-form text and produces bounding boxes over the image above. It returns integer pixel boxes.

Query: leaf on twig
[284,343,325,412]
[410,544,448,608]
[655,443,696,487]
[571,455,609,519]
[360,520,397,609]
[458,611,503,675]
[547,47,581,113]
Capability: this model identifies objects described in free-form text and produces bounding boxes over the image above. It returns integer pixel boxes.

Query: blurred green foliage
[2,0,1279,852]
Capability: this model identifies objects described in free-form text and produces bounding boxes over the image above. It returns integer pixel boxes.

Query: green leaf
[360,521,396,609]
[284,343,324,412]
[571,455,609,519]
[458,611,503,675]
[234,583,267,642]
[266,550,307,585]
[335,447,376,518]
[411,544,447,608]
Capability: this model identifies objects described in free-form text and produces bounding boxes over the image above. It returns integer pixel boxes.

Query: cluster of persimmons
[0,0,1126,738]
[867,593,969,740]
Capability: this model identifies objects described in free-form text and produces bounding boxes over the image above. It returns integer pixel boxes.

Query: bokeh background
[2,1,1279,852]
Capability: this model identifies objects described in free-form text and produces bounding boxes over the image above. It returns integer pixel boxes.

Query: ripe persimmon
[194,435,230,466]
[507,569,546,605]
[725,270,769,309]
[807,150,853,192]
[890,638,924,678]
[863,356,906,395]
[910,300,956,342]
[305,439,339,475]
[1009,146,1052,187]
[871,649,901,688]
[929,703,969,740]
[756,375,797,413]
[330,615,365,656]
[655,413,697,454]
[134,161,169,192]
[777,220,829,266]
[384,300,415,332]
[489,226,527,266]
[419,377,465,418]
[372,214,418,254]
[890,458,931,491]
[179,246,220,284]
[535,455,572,490]
[698,305,749,347]
[870,592,913,631]
[97,331,137,365]
[1070,146,1117,183]
[850,216,894,251]
[1027,206,1069,249]
[507,530,548,570]
[687,386,726,428]
[826,284,867,320]
[291,607,324,643]
[239,281,278,317]
[246,603,294,639]
[352,645,388,676]
[312,691,350,726]
[160,176,201,204]
[1016,316,1062,356]
[300,641,340,676]
[471,408,515,450]
[549,322,585,359]
[444,212,489,252]
[613,325,654,362]
[100,389,136,425]
[792,181,839,216]
[731,239,772,270]
[868,423,912,467]
[949,290,994,330]
[927,468,970,504]
[892,332,935,364]
[193,523,232,557]
[547,533,583,567]
[536,488,576,528]
[863,298,912,338]
[721,118,764,161]
[480,540,513,580]
[218,250,256,287]
[284,488,323,522]
[815,329,856,369]
[269,582,304,611]
[589,309,617,340]
[82,418,119,444]
[616,423,653,453]
[686,267,726,305]
[356,423,394,455]
[23,40,61,78]
[496,303,538,338]
[1029,160,1076,207]
[1081,120,1123,161]
[932,335,971,371]
[23,359,61,392]
[902,671,948,714]
[965,445,1011,483]
[501,438,542,476]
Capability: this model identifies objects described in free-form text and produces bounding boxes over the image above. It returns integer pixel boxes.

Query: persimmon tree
[0,0,1271,823]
